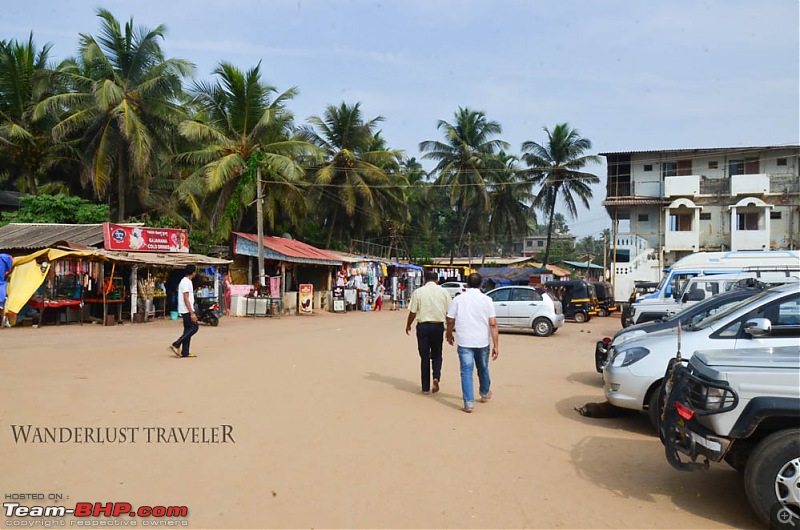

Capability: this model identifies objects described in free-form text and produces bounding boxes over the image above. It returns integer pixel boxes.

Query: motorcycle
[196,296,221,326]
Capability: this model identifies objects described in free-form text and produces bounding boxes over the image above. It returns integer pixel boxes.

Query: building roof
[0,190,24,207]
[561,260,605,270]
[232,232,343,266]
[599,145,799,157]
[602,198,666,206]
[430,256,534,266]
[0,223,107,251]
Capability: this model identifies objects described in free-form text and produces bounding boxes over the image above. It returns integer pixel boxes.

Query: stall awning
[100,250,231,268]
[232,233,342,266]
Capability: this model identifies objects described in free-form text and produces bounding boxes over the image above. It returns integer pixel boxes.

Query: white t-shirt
[446,288,495,348]
[178,277,195,314]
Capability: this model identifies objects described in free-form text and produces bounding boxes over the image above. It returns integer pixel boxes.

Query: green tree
[419,107,509,258]
[0,35,75,195]
[34,8,194,221]
[298,102,402,248]
[521,123,600,266]
[0,194,108,225]
[176,62,310,238]
[487,152,535,255]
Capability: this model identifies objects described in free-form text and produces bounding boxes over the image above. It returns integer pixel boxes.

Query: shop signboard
[103,223,189,253]
[299,284,313,314]
[332,286,345,313]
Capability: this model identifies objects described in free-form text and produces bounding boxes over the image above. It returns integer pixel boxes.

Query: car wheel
[597,308,608,317]
[647,383,665,431]
[574,312,587,323]
[744,429,800,527]
[532,318,553,337]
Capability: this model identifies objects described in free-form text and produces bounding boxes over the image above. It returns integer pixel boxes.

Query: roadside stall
[230,233,342,315]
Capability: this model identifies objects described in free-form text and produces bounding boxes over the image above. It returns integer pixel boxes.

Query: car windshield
[690,290,772,330]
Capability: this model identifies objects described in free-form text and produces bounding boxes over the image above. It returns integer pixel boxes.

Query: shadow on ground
[569,435,760,528]
[363,371,463,410]
[555,394,655,437]
[566,370,604,388]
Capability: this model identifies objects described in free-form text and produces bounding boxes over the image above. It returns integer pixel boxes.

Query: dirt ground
[1,308,761,529]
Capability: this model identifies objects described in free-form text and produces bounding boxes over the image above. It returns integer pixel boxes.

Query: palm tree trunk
[542,205,557,267]
[117,150,127,222]
[325,208,338,248]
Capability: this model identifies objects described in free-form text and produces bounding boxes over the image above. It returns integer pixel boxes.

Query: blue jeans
[457,345,491,409]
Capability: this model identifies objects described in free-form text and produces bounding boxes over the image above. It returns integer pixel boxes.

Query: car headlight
[611,346,650,367]
[629,307,636,316]
[611,330,646,347]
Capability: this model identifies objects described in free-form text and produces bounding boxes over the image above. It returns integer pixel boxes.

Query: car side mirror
[685,288,705,302]
[744,318,771,337]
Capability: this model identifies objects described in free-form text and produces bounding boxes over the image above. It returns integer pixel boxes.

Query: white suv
[603,283,800,428]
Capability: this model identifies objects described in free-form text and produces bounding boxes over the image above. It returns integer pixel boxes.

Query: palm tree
[0,35,73,195]
[419,107,509,258]
[298,102,402,248]
[176,62,311,238]
[487,152,535,255]
[34,8,194,221]
[521,123,600,266]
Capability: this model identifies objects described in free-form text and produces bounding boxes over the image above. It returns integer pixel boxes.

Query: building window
[708,161,718,169]
[777,158,787,166]
[771,211,782,220]
[669,213,693,232]
[643,164,653,172]
[730,158,760,175]
[537,240,544,247]
[662,162,677,178]
[699,212,711,220]
[637,213,649,222]
[736,212,761,231]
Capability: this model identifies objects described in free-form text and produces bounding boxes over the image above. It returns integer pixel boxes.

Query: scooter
[196,296,221,326]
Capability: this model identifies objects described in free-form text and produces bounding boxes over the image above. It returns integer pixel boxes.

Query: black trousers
[173,312,199,356]
[416,322,444,391]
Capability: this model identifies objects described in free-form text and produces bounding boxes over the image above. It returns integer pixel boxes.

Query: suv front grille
[684,366,738,414]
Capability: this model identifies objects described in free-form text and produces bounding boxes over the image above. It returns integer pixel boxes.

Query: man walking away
[405,271,452,394]
[171,264,199,358]
[446,273,499,413]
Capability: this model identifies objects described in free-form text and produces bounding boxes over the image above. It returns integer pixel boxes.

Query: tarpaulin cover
[477,266,552,284]
[4,248,99,314]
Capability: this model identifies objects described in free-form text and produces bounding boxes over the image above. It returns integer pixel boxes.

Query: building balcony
[664,175,700,197]
[731,174,770,196]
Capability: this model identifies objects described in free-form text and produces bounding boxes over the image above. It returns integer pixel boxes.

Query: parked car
[544,280,597,323]
[594,286,766,372]
[603,283,800,428]
[620,281,659,327]
[440,281,467,299]
[660,345,800,526]
[484,285,564,337]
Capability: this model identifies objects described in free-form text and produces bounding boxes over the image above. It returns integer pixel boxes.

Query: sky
[2,0,798,238]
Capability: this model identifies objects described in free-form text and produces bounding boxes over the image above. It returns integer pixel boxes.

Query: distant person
[405,271,452,394]
[446,272,499,413]
[374,281,385,311]
[170,264,198,358]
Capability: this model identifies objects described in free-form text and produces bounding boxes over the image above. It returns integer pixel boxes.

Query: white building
[601,145,800,299]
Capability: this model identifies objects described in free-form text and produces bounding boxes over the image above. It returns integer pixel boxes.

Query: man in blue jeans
[445,273,499,413]
[170,264,199,358]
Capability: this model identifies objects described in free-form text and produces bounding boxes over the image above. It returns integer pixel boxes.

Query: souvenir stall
[230,233,342,315]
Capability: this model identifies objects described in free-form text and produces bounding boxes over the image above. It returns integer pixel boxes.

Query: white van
[626,251,800,326]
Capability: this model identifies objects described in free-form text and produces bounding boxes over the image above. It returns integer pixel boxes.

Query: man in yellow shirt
[405,271,452,394]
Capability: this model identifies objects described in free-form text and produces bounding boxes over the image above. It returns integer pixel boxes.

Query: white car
[603,283,800,428]
[485,286,565,337]
[440,281,467,299]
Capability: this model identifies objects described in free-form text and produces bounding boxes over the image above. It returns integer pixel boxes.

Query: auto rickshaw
[591,281,617,316]
[544,280,598,323]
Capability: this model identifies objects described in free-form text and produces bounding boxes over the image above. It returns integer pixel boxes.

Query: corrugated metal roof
[233,232,343,266]
[430,256,533,266]
[0,223,106,251]
[0,191,24,207]
[561,260,605,270]
[602,198,666,206]
[599,145,799,157]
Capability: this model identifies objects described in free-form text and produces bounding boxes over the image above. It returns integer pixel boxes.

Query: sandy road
[1,309,759,528]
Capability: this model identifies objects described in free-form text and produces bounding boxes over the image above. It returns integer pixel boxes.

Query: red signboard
[102,223,189,253]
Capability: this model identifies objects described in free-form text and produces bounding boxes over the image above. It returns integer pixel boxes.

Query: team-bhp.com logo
[4,501,188,523]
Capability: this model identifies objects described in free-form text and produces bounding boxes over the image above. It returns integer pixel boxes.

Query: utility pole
[256,165,265,288]
[603,231,607,280]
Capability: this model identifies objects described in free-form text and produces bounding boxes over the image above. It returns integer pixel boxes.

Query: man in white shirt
[446,273,499,413]
[170,264,198,358]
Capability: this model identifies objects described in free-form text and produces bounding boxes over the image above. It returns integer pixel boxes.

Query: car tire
[574,312,587,323]
[647,382,665,432]
[532,318,553,337]
[744,429,800,527]
[597,308,608,317]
